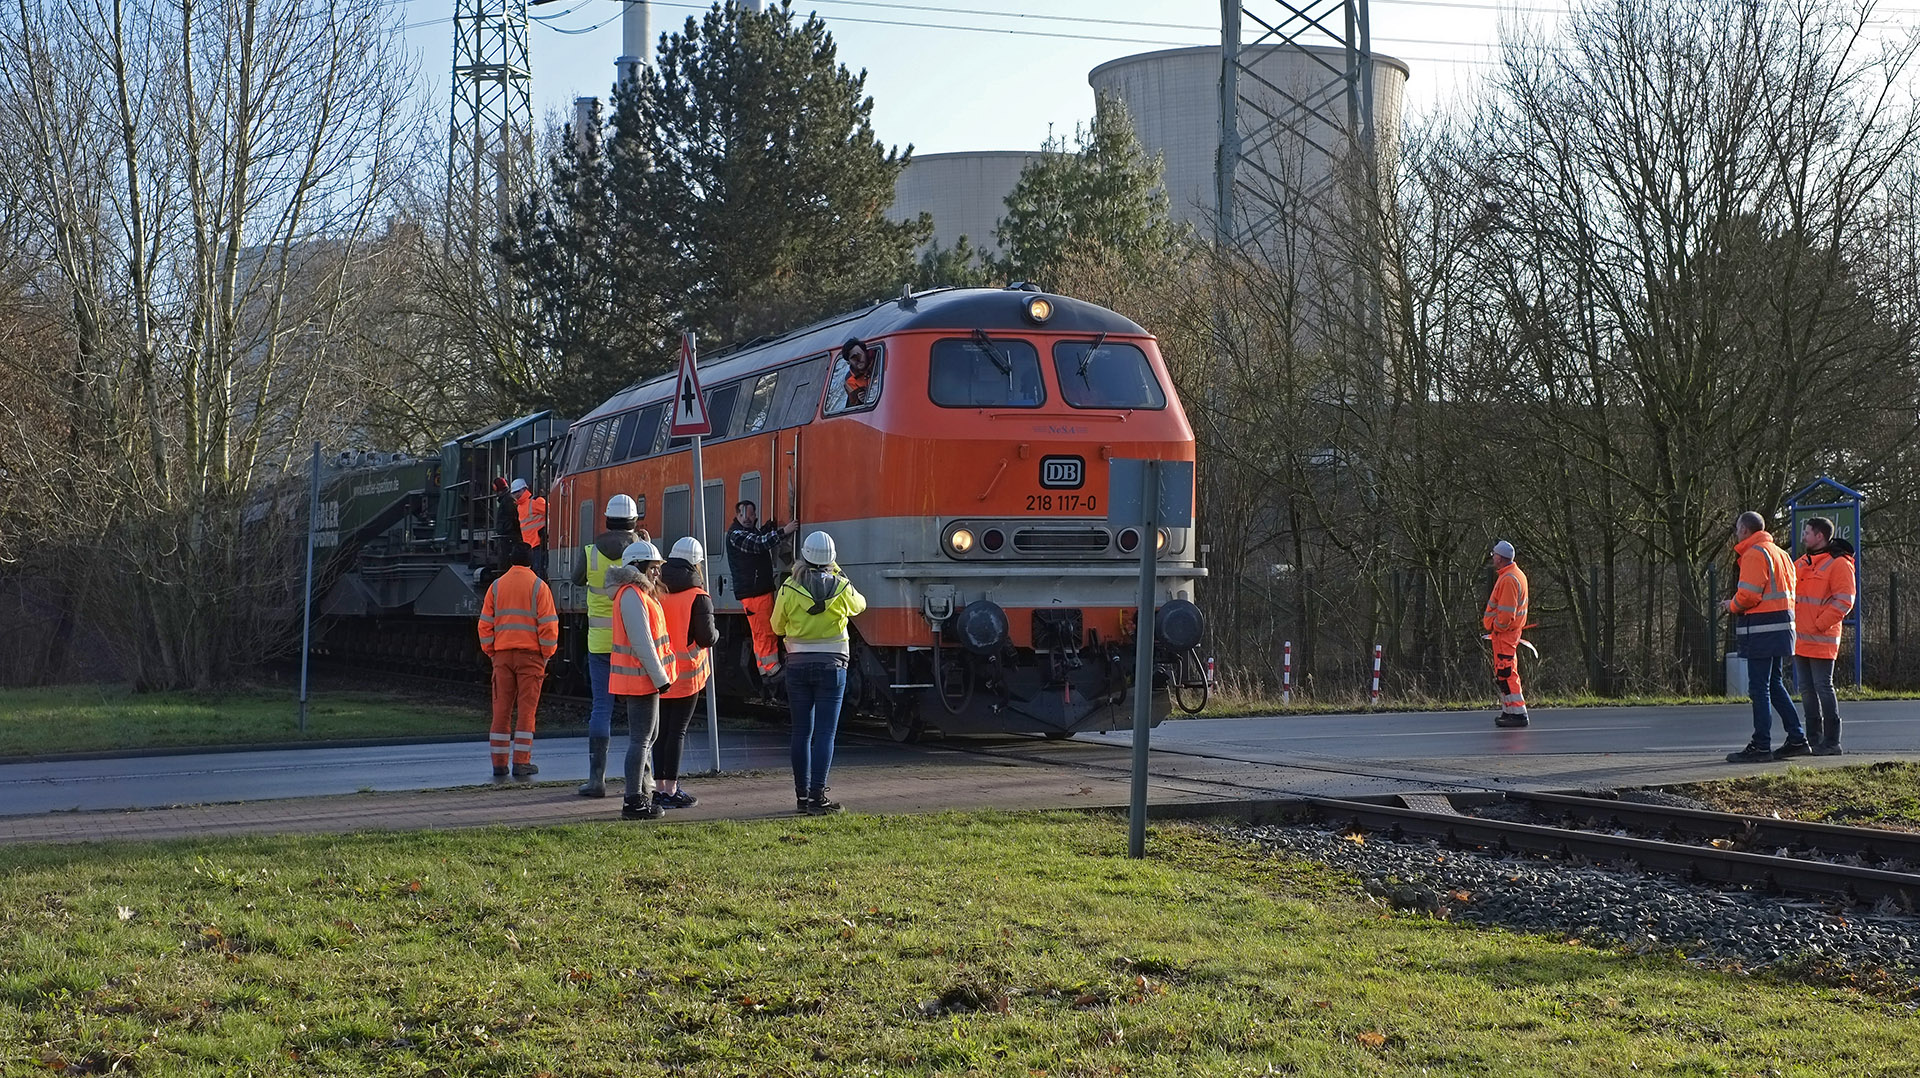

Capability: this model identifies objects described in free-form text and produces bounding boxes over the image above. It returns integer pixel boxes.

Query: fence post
[1706,563,1719,695]
[1891,570,1901,653]
[1369,644,1382,707]
[1282,640,1293,704]
[1587,564,1601,692]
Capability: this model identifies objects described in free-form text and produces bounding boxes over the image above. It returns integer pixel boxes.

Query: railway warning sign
[669,332,712,437]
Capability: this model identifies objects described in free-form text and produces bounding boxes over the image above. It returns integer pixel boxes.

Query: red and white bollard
[1282,641,1294,704]
[1369,644,1383,707]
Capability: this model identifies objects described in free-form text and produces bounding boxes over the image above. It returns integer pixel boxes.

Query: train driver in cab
[827,337,880,413]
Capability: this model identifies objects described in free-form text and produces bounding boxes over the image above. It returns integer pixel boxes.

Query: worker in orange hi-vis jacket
[478,541,558,778]
[1791,515,1856,756]
[1483,539,1531,729]
[1723,510,1806,763]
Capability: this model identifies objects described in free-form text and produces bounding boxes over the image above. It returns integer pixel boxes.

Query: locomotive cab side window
[1051,340,1167,410]
[929,336,1045,408]
[824,344,883,415]
[740,370,781,434]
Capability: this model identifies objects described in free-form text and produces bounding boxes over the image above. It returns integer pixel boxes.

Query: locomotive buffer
[1109,458,1195,858]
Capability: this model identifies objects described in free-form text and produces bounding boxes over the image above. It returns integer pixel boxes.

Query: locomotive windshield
[929,336,1045,407]
[1052,340,1166,410]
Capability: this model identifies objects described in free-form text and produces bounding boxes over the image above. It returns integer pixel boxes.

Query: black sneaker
[657,788,698,809]
[1725,742,1773,763]
[621,798,664,820]
[1811,742,1844,757]
[805,790,845,816]
[1494,712,1529,728]
[1772,740,1812,761]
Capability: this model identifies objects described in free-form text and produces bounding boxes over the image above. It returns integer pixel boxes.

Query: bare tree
[0,0,418,687]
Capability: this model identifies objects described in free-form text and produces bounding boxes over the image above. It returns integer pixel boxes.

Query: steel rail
[1305,796,1920,909]
[1507,791,1920,865]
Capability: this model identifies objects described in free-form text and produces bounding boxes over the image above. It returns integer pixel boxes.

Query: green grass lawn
[1,813,1911,1077]
[1672,760,1920,830]
[0,685,507,758]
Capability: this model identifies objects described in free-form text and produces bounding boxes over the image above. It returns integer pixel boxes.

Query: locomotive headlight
[1156,528,1169,551]
[1024,296,1053,324]
[948,527,975,554]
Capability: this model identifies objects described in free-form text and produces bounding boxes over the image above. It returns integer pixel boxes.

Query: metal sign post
[670,332,721,771]
[1109,457,1196,859]
[298,441,320,735]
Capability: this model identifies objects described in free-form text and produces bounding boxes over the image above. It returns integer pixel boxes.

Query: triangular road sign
[668,331,712,436]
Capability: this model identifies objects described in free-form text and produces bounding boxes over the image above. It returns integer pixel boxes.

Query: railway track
[1304,793,1920,910]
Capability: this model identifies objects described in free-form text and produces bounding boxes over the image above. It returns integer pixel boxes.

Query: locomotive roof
[580,287,1151,422]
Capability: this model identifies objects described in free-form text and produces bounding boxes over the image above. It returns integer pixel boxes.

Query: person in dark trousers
[1723,510,1807,762]
[772,530,866,814]
[1792,516,1856,755]
[725,500,798,685]
[607,540,675,819]
[654,537,719,808]
[571,494,643,797]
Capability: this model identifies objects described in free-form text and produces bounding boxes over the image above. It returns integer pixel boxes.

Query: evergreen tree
[913,234,997,289]
[499,2,928,416]
[995,96,1184,288]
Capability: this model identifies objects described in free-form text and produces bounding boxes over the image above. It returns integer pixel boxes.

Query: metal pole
[298,442,320,735]
[1128,460,1161,860]
[692,431,721,774]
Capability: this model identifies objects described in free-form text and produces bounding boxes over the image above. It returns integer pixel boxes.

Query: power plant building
[890,150,1053,255]
[1088,45,1409,231]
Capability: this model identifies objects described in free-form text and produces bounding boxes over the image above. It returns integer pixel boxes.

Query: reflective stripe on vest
[659,586,712,699]
[608,583,675,696]
[584,545,616,653]
[479,571,556,653]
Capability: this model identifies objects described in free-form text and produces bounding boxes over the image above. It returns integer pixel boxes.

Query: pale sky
[402,0,1919,157]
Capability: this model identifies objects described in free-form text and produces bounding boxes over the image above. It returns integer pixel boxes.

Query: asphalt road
[3,701,1916,818]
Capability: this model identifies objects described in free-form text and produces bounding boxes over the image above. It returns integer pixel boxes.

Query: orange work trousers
[1491,639,1527,718]
[741,593,781,679]
[490,648,547,767]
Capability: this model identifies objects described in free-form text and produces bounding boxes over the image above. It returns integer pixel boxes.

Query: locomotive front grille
[1011,527,1111,555]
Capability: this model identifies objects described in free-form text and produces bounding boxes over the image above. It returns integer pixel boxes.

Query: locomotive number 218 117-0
[1027,494,1097,512]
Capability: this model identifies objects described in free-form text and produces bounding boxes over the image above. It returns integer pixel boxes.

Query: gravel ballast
[1220,821,1920,984]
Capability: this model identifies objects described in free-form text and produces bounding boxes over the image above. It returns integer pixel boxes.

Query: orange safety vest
[1793,548,1856,660]
[658,586,712,699]
[516,491,547,548]
[1482,563,1529,641]
[1731,529,1796,658]
[608,582,675,696]
[478,566,558,657]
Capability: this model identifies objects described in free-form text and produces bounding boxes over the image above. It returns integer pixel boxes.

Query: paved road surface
[3,700,1916,820]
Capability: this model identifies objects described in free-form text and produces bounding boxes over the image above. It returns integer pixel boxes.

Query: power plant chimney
[617,0,649,84]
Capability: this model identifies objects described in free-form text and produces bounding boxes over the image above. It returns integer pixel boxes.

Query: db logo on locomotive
[1039,456,1084,489]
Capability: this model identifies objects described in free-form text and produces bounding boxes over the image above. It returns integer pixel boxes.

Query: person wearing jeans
[571,495,641,797]
[1723,510,1806,762]
[772,529,867,814]
[1792,517,1856,755]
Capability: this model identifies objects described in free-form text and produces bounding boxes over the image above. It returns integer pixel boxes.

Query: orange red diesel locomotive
[546,285,1205,739]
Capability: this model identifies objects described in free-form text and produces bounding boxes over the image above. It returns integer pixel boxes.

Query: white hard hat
[621,539,662,565]
[606,493,638,519]
[509,478,529,495]
[670,536,704,564]
[801,530,836,565]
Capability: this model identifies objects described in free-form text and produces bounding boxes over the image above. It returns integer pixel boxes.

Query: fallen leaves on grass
[1358,1031,1387,1049]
